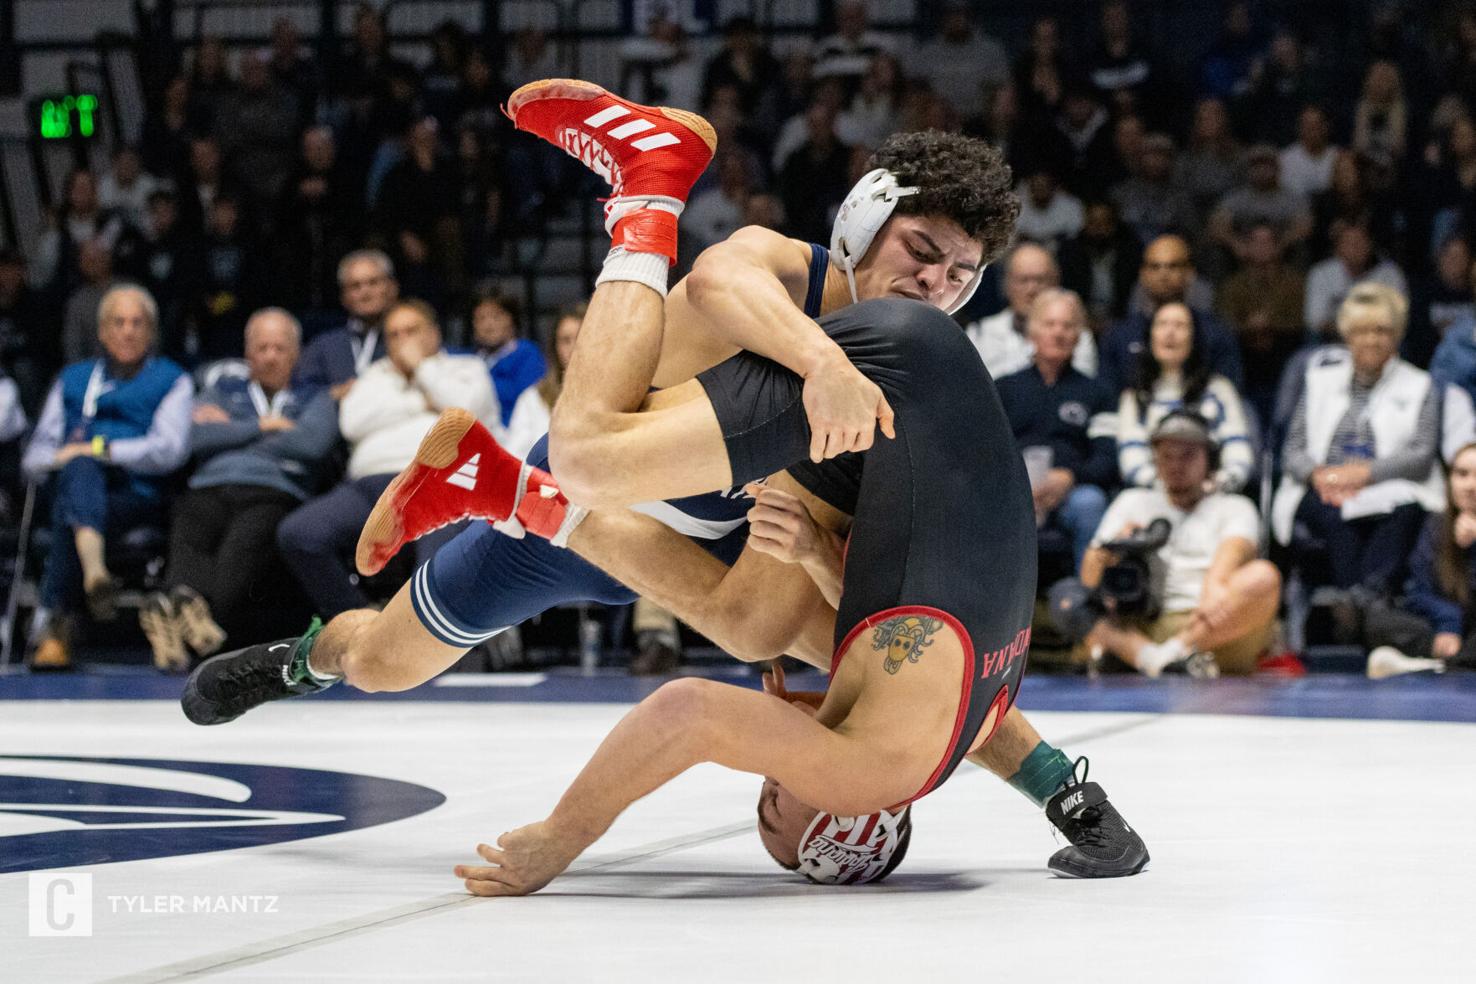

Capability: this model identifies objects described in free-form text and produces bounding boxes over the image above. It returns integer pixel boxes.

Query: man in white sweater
[276,299,497,617]
[966,242,1096,380]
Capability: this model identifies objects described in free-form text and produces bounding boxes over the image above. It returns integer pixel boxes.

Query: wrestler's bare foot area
[455,821,583,897]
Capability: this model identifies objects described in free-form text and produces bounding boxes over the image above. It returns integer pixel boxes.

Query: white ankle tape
[596,246,671,297]
[548,504,589,549]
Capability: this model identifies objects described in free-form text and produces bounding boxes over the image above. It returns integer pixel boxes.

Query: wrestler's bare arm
[566,506,836,669]
[659,226,894,460]
[650,227,816,386]
[743,480,848,609]
[455,677,912,897]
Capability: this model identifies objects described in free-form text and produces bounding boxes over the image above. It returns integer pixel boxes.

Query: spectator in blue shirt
[21,284,193,669]
[996,288,1120,566]
[293,248,398,398]
[468,288,546,429]
[138,307,339,671]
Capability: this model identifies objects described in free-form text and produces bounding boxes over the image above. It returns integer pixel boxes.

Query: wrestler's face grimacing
[854,214,983,311]
[757,776,821,869]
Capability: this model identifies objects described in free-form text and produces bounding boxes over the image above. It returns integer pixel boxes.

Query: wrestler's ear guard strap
[829,168,986,315]
[830,168,918,307]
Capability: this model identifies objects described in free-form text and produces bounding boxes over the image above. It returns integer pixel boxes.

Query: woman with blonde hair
[1272,283,1442,597]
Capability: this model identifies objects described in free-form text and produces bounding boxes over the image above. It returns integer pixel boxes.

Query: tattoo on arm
[872,615,945,675]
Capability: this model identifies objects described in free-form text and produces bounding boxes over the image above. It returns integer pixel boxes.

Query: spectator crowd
[6,0,1476,680]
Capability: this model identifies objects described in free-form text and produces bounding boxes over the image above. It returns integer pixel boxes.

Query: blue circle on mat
[0,755,445,874]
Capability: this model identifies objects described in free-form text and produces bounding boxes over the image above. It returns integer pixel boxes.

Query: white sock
[304,650,342,684]
[596,245,671,297]
[1136,638,1186,679]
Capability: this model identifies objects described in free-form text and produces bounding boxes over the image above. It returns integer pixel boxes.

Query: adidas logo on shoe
[445,454,480,491]
[557,105,688,194]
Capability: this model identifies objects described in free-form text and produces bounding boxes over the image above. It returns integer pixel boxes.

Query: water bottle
[578,610,601,674]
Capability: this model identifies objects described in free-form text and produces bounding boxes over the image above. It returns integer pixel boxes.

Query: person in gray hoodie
[139,307,338,670]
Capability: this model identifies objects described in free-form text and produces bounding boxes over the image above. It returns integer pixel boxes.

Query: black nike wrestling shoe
[181,627,334,725]
[1045,758,1149,878]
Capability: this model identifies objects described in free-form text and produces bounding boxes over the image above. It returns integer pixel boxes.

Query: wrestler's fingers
[477,842,507,864]
[821,429,846,460]
[464,874,518,897]
[877,396,896,440]
[809,427,826,463]
[753,485,800,506]
[748,502,801,529]
[747,526,792,552]
[753,530,803,564]
[751,490,804,519]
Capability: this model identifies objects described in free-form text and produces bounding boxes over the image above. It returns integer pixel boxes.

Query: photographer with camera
[1054,410,1282,677]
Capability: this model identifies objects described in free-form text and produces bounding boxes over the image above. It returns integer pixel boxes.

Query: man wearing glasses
[294,249,399,399]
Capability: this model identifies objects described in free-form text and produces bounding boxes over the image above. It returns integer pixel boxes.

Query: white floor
[2,699,1470,983]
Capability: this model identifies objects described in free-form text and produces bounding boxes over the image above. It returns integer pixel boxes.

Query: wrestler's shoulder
[701,225,815,277]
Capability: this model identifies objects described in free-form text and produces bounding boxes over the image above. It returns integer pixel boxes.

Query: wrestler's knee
[546,407,622,508]
[846,299,979,397]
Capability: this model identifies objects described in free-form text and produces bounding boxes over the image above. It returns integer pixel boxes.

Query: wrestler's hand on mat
[801,352,895,461]
[455,821,582,897]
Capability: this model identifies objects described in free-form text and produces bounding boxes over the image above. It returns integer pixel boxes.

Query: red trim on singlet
[829,604,976,808]
[979,684,1011,747]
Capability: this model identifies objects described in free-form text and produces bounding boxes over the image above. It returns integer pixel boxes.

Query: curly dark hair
[866,130,1019,265]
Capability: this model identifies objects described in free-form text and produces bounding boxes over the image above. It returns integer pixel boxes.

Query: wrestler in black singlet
[696,298,1037,801]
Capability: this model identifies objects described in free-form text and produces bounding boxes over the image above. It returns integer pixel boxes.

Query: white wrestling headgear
[796,805,912,885]
[829,168,987,316]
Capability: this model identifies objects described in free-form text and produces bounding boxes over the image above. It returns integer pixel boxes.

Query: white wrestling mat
[2,693,1470,983]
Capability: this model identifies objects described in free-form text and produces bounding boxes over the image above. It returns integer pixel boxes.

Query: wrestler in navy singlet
[409,244,832,647]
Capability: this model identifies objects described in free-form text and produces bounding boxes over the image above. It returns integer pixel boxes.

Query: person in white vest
[965,242,1096,380]
[1273,283,1443,597]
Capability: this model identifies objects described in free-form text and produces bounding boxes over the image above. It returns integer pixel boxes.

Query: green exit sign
[36,93,101,140]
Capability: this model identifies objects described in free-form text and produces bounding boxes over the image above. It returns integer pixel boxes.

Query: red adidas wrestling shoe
[505,78,716,262]
[355,409,575,576]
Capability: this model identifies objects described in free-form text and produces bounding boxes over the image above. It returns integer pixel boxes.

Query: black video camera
[1048,518,1171,641]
